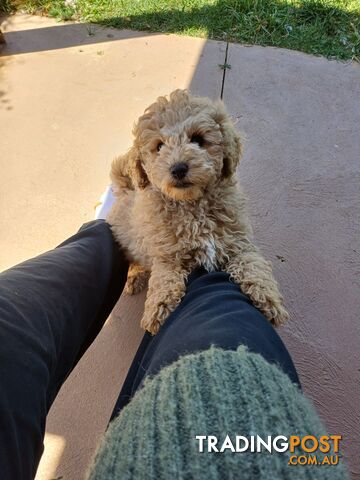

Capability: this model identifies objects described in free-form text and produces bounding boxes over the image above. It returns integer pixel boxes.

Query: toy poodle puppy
[107,89,289,334]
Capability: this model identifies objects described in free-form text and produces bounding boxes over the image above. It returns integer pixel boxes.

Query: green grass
[3,0,360,60]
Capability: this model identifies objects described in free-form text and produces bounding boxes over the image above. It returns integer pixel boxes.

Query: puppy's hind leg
[125,262,150,295]
[226,242,289,326]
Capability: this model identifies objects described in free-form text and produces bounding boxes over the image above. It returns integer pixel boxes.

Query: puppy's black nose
[171,162,188,180]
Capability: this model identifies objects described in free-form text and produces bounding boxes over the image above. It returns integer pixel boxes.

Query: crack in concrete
[220,40,229,100]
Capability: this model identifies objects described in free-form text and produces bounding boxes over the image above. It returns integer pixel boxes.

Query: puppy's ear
[129,145,149,189]
[214,103,243,178]
[111,145,149,190]
[221,124,243,178]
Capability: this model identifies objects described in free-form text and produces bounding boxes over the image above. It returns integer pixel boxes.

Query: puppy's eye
[157,142,164,152]
[190,134,204,147]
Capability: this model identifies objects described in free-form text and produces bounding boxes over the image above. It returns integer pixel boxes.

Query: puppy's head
[121,90,242,201]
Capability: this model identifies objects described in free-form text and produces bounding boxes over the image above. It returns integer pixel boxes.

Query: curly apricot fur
[107,90,288,334]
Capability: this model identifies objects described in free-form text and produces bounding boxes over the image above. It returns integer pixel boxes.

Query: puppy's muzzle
[170,162,188,180]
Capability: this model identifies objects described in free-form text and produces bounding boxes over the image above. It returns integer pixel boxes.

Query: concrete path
[1,14,359,480]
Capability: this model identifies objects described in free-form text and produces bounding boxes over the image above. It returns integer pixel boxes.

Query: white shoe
[94,185,115,219]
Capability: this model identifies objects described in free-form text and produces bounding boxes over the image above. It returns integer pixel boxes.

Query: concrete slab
[223,44,360,478]
[0,14,224,271]
[0,14,224,480]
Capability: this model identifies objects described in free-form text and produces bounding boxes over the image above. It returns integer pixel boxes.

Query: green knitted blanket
[88,347,348,479]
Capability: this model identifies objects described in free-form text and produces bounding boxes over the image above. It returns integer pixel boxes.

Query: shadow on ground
[1,20,153,54]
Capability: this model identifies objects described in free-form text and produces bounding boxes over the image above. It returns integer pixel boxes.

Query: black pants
[0,221,299,480]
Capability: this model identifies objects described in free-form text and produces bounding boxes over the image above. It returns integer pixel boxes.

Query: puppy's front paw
[141,302,174,335]
[240,281,289,326]
[142,267,186,334]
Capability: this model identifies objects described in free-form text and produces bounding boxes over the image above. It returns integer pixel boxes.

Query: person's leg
[111,267,299,420]
[0,220,128,480]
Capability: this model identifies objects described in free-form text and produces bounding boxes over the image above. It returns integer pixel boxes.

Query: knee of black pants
[111,268,299,419]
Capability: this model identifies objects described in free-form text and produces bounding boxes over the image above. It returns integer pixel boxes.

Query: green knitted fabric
[88,347,348,479]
